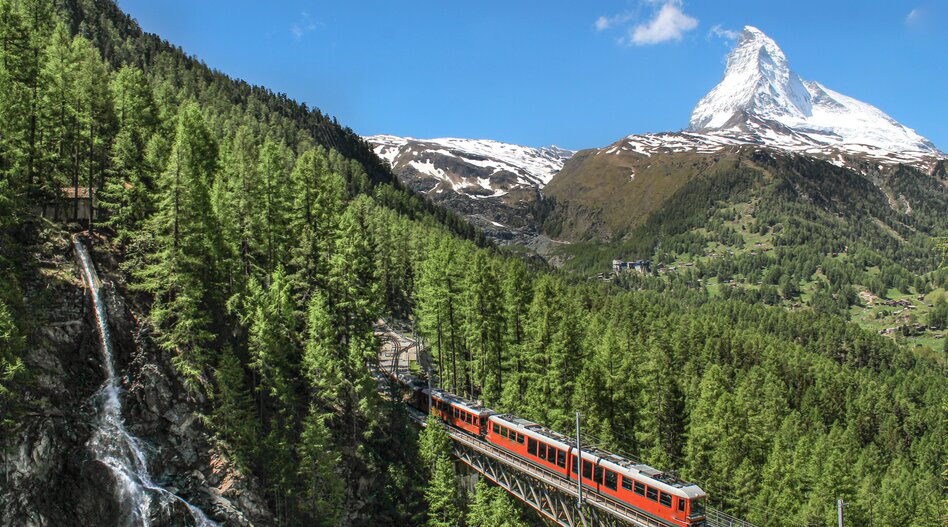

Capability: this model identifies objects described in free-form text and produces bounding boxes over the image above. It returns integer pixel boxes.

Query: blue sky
[116,0,946,151]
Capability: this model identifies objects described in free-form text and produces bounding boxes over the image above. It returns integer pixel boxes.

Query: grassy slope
[545,147,948,354]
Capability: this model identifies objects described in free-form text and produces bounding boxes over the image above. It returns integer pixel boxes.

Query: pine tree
[302,289,344,408]
[419,412,453,471]
[135,101,221,387]
[467,479,529,527]
[462,252,504,403]
[100,65,158,242]
[297,405,344,525]
[328,197,382,435]
[419,415,461,527]
[246,267,301,516]
[288,146,344,299]
[426,455,462,527]
[415,237,464,393]
[0,1,32,186]
[211,345,256,468]
[257,138,293,272]
[36,22,77,203]
[71,34,115,223]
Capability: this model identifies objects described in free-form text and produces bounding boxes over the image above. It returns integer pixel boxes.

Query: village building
[612,259,651,275]
[38,187,99,222]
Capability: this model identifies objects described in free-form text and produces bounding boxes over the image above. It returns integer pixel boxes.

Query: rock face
[0,230,271,526]
[366,134,573,243]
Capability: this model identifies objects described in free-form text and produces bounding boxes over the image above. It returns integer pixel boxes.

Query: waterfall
[73,236,219,527]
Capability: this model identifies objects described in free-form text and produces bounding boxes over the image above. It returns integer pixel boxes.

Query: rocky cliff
[1,227,271,526]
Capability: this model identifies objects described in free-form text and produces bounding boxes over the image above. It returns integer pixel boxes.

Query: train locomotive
[402,380,707,527]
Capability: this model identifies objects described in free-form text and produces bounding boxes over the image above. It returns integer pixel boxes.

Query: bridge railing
[383,324,760,527]
[705,507,758,527]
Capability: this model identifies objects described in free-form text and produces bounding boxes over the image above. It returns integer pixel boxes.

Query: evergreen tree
[100,65,158,242]
[211,345,256,467]
[288,146,344,299]
[462,252,504,403]
[135,102,221,387]
[467,478,530,527]
[419,415,461,527]
[297,406,344,525]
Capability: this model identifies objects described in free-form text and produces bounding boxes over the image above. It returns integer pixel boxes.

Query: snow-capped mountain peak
[688,26,940,158]
[690,26,812,130]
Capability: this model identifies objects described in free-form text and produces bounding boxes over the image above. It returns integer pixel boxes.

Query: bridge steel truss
[382,325,757,527]
[411,410,670,527]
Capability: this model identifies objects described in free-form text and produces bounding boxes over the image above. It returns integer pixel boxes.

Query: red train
[410,386,707,527]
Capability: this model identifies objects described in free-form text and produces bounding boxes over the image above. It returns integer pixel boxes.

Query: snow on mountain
[367,135,572,194]
[365,134,574,240]
[686,26,941,164]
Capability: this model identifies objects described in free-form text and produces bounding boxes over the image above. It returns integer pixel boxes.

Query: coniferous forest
[0,1,944,527]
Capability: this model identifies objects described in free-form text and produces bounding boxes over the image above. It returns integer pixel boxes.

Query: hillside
[0,3,944,527]
[538,27,948,349]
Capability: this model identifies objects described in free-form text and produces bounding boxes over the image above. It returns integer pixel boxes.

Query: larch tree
[135,101,221,387]
[101,65,158,243]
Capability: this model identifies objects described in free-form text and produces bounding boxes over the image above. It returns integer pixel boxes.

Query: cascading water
[73,236,219,527]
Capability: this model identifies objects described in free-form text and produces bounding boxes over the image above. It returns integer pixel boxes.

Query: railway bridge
[375,321,758,527]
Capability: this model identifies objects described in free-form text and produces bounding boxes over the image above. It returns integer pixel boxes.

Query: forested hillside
[552,150,948,354]
[0,1,944,527]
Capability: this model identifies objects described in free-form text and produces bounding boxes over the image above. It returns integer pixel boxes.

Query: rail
[383,321,758,527]
[409,408,671,527]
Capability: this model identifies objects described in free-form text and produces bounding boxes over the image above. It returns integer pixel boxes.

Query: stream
[73,235,218,527]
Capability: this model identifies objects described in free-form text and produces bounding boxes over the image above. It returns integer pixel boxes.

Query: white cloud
[596,1,698,46]
[595,12,634,31]
[291,11,320,41]
[708,24,739,41]
[630,2,699,45]
[905,7,921,24]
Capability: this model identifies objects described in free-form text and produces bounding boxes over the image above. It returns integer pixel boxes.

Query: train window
[501,427,508,439]
[528,438,537,456]
[557,449,566,468]
[678,498,686,512]
[492,423,500,434]
[571,457,578,474]
[517,433,524,444]
[594,466,603,485]
[646,487,658,502]
[539,444,548,460]
[582,460,592,479]
[621,476,633,491]
[633,481,645,496]
[659,492,672,507]
[604,470,617,490]
[467,413,473,424]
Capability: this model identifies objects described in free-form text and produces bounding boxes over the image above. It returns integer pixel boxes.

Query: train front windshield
[691,498,705,517]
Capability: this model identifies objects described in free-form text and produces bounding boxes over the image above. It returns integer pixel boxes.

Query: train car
[487,414,573,478]
[571,446,706,527]
[397,377,707,526]
[424,388,494,436]
[487,414,706,527]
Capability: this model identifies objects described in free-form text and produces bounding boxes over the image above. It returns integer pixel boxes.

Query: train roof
[489,413,706,500]
[424,388,496,416]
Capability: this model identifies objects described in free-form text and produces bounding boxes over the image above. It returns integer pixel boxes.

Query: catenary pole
[576,411,583,508]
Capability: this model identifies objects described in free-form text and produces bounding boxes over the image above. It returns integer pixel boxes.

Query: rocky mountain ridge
[369,27,943,249]
[365,134,573,241]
